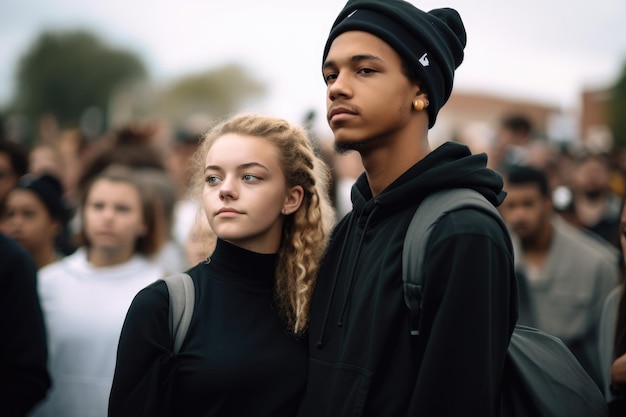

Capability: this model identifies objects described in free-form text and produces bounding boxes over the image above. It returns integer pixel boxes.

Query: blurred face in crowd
[499,183,552,244]
[29,144,64,179]
[573,155,611,197]
[1,189,60,255]
[83,179,147,260]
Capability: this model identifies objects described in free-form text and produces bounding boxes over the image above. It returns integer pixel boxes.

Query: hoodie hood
[350,141,505,222]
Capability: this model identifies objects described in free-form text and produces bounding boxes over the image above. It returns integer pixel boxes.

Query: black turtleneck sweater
[109,239,307,417]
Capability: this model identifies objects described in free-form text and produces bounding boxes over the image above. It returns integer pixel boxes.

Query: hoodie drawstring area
[316,202,380,349]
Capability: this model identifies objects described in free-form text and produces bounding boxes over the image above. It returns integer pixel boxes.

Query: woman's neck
[88,246,135,267]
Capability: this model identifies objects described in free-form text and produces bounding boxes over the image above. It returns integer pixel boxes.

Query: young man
[298,1,518,416]
[499,164,620,389]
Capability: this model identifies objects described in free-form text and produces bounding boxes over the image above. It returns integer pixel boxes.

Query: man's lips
[328,106,357,122]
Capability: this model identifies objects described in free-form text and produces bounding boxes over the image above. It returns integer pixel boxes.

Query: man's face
[573,156,610,196]
[322,30,419,151]
[499,183,552,242]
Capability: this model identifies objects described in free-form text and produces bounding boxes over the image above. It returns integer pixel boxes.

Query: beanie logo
[346,9,357,19]
[419,53,430,67]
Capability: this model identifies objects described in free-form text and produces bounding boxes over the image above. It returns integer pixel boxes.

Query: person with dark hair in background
[500,164,620,389]
[298,1,518,415]
[490,113,536,172]
[1,173,69,269]
[569,149,622,248]
[30,165,167,417]
[599,193,626,416]
[0,232,51,416]
[0,141,29,213]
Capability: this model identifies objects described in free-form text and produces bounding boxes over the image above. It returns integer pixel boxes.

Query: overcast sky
[2,0,625,134]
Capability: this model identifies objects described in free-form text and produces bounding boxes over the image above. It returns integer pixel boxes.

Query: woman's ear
[282,185,304,215]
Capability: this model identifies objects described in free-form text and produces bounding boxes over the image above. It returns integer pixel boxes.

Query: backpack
[162,272,195,354]
[402,188,608,417]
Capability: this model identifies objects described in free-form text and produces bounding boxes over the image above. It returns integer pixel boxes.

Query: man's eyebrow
[323,54,384,69]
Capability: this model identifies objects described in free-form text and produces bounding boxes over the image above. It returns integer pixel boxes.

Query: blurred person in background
[28,142,64,180]
[77,123,166,193]
[489,113,536,172]
[54,128,97,212]
[599,193,626,416]
[333,149,364,219]
[134,167,187,274]
[30,165,167,417]
[568,149,622,248]
[164,114,207,255]
[184,206,217,267]
[0,141,29,213]
[1,173,69,269]
[69,122,168,242]
[26,140,79,255]
[1,231,51,416]
[499,164,620,388]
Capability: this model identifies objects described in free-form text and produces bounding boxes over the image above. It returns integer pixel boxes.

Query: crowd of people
[1,0,625,416]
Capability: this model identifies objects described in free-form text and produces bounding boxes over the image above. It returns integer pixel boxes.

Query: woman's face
[1,189,59,254]
[202,133,302,254]
[83,179,146,256]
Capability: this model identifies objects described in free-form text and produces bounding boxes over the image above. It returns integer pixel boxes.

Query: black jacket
[299,142,518,417]
[0,233,50,416]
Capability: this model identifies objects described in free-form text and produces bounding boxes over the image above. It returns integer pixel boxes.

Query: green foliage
[12,29,147,128]
[159,63,267,122]
[609,61,626,147]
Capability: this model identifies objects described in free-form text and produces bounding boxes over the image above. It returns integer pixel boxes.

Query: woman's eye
[243,174,259,182]
[205,175,219,184]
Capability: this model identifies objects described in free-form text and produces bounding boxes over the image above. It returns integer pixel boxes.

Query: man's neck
[359,130,430,197]
[521,221,553,268]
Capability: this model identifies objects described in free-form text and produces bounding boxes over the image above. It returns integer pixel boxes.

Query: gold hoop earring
[412,99,425,112]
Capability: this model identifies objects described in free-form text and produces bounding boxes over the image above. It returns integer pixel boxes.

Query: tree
[158,63,267,122]
[12,29,147,129]
[609,60,626,147]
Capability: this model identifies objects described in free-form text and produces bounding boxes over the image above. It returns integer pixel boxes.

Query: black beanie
[16,173,67,222]
[322,0,466,128]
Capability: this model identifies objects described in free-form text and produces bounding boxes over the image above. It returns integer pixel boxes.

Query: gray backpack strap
[162,273,195,354]
[402,188,500,335]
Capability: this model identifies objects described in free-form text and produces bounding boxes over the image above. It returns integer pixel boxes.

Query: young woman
[30,165,167,417]
[0,173,67,269]
[600,194,626,416]
[108,114,335,416]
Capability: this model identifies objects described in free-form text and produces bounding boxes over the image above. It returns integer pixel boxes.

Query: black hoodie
[299,142,518,417]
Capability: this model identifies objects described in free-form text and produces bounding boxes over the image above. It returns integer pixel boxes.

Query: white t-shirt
[30,248,166,417]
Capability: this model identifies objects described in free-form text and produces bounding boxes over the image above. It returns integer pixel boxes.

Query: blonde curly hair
[190,114,336,335]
